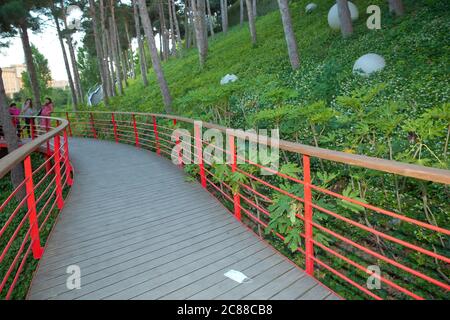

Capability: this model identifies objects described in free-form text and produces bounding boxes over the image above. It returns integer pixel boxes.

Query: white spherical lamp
[327,2,359,30]
[305,3,317,13]
[353,53,386,77]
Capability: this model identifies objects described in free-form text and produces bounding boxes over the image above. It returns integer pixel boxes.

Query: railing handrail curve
[56,111,450,185]
[0,116,68,180]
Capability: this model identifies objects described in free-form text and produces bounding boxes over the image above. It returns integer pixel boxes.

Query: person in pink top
[9,103,21,137]
[40,97,54,130]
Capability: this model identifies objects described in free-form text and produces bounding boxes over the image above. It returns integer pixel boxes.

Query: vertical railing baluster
[133,114,140,148]
[90,112,97,139]
[303,154,314,275]
[152,116,160,155]
[194,122,206,188]
[54,134,64,209]
[229,134,241,220]
[66,112,72,137]
[63,129,73,186]
[24,156,44,259]
[111,113,118,143]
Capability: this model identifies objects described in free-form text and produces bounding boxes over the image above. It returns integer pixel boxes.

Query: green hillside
[106,0,448,122]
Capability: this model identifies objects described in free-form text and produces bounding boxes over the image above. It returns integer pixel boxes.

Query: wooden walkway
[27,138,338,300]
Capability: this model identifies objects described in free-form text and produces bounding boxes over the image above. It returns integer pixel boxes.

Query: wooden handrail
[0,116,68,180]
[55,111,450,185]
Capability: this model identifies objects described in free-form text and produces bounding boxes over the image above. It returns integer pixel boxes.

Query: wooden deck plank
[27,138,338,300]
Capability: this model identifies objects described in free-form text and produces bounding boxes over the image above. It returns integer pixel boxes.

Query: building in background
[1,64,26,98]
[49,79,68,89]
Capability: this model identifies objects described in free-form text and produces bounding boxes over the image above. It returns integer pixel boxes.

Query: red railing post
[229,134,241,220]
[111,113,118,143]
[303,154,314,276]
[24,156,44,259]
[173,119,183,167]
[90,112,97,139]
[63,129,73,186]
[152,116,160,155]
[45,123,52,173]
[54,134,64,209]
[132,114,140,148]
[66,112,72,137]
[194,122,206,188]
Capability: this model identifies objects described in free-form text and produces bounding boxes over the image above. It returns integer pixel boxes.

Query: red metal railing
[0,116,72,299]
[55,111,449,300]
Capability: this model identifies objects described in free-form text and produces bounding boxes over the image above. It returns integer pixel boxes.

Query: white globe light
[305,3,317,13]
[353,53,386,77]
[327,2,359,30]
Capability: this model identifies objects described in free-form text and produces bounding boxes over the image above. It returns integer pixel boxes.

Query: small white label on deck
[224,270,252,284]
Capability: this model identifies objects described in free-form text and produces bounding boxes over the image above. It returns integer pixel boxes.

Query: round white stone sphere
[353,53,386,77]
[327,2,359,30]
[305,3,317,13]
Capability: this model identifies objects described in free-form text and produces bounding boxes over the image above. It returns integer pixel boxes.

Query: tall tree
[220,0,228,34]
[337,0,353,38]
[60,0,83,103]
[99,0,113,97]
[124,19,136,79]
[245,0,257,45]
[170,0,181,50]
[277,0,299,70]
[88,0,109,105]
[0,67,25,199]
[191,0,208,67]
[252,0,257,18]
[52,4,78,109]
[137,0,173,112]
[240,0,244,26]
[388,0,404,16]
[19,22,42,109]
[206,0,214,37]
[132,0,148,86]
[21,45,52,99]
[109,0,124,95]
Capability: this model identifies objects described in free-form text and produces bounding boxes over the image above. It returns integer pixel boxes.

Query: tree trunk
[100,0,113,97]
[252,0,257,17]
[53,9,78,109]
[124,20,136,79]
[61,0,83,103]
[185,0,191,49]
[105,27,116,96]
[337,0,353,38]
[167,0,176,55]
[240,0,244,26]
[109,16,124,95]
[132,0,148,86]
[110,0,126,91]
[277,0,300,70]
[206,0,214,37]
[220,0,228,34]
[245,0,257,45]
[158,1,169,61]
[388,0,404,16]
[191,0,208,67]
[88,0,109,106]
[121,50,129,87]
[170,0,182,49]
[0,68,25,200]
[137,0,173,112]
[19,20,41,110]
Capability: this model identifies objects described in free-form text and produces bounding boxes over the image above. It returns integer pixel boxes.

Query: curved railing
[0,116,72,299]
[56,111,449,300]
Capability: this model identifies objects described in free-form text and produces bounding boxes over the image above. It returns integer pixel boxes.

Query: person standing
[8,102,21,137]
[40,97,54,131]
[22,98,34,138]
